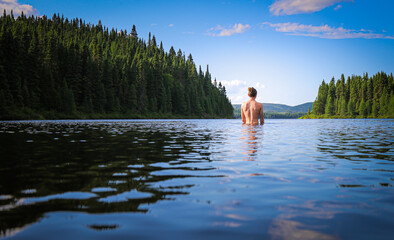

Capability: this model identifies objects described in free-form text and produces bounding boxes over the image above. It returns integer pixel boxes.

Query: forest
[303,72,394,119]
[0,11,233,120]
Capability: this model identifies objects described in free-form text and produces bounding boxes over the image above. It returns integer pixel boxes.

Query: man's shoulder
[256,101,263,108]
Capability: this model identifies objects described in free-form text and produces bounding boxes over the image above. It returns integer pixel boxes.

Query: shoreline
[0,108,233,121]
[300,114,393,119]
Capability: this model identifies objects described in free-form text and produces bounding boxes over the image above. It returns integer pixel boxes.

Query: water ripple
[0,119,393,239]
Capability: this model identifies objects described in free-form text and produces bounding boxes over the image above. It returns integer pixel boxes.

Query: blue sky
[3,0,393,105]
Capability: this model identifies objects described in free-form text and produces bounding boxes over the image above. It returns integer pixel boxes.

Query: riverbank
[300,113,393,119]
[0,107,232,120]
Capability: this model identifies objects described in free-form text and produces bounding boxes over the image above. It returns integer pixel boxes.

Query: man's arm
[241,103,246,124]
[260,103,264,125]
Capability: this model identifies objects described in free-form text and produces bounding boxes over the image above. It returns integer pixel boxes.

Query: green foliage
[0,12,233,119]
[311,72,393,118]
[312,80,328,115]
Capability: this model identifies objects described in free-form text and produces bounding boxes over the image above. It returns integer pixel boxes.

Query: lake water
[0,119,393,239]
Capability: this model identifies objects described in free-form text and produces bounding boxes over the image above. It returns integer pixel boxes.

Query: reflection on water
[0,119,393,239]
[269,219,337,240]
[240,125,263,161]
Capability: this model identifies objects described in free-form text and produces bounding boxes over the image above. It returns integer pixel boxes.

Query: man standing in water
[241,87,264,125]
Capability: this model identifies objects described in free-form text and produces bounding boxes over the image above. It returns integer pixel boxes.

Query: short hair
[248,87,257,98]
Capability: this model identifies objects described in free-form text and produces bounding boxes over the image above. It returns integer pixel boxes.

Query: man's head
[248,87,257,98]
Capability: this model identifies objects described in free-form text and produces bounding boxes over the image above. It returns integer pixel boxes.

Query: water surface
[0,119,393,239]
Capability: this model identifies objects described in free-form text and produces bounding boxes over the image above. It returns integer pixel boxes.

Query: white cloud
[221,80,247,87]
[220,80,265,103]
[208,23,251,37]
[334,4,342,10]
[255,82,265,89]
[263,22,394,39]
[168,24,174,27]
[220,80,248,103]
[269,0,351,16]
[0,0,38,17]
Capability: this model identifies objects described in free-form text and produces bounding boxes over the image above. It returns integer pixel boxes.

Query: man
[241,87,264,125]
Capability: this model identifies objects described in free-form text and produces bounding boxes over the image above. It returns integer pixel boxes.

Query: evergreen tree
[312,80,328,115]
[0,12,235,119]
[325,95,335,116]
[347,98,356,117]
[358,99,367,118]
[310,72,393,119]
[339,96,347,117]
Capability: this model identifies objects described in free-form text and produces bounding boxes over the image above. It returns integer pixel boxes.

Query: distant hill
[233,102,313,113]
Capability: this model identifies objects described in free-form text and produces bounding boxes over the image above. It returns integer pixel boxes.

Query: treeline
[0,11,233,119]
[304,72,394,118]
[265,112,306,119]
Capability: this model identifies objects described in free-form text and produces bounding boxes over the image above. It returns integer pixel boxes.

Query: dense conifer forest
[303,72,394,118]
[0,11,233,119]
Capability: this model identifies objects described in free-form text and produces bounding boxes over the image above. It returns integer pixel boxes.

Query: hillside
[233,102,313,119]
[233,102,313,112]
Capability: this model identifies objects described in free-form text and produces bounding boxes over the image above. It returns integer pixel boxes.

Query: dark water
[0,119,393,239]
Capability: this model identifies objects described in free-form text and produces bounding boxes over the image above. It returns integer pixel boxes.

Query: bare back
[241,99,264,125]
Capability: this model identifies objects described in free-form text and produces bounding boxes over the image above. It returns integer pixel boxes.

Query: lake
[0,119,393,239]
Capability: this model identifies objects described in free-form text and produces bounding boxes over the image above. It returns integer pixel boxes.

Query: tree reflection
[0,121,217,237]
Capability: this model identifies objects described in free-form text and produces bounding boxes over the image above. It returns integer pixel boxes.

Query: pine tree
[325,95,334,116]
[340,96,347,117]
[358,99,366,117]
[379,88,389,117]
[372,101,378,118]
[131,25,138,38]
[347,98,356,117]
[310,72,392,119]
[0,12,234,119]
[388,95,394,118]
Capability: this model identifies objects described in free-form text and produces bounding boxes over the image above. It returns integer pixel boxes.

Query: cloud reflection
[269,219,337,240]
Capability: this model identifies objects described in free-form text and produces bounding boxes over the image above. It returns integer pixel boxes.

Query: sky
[2,0,394,105]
